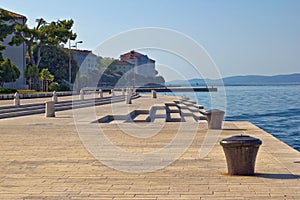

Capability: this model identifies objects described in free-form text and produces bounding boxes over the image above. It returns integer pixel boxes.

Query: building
[1,9,27,89]
[71,49,98,74]
[114,60,134,75]
[120,50,156,78]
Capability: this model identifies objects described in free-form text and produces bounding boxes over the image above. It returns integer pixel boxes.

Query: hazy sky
[1,0,300,80]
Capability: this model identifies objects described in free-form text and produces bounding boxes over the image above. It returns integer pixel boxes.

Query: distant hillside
[223,73,300,86]
[166,73,300,86]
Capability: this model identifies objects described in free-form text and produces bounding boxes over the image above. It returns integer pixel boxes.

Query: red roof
[120,50,155,63]
[120,50,144,58]
[71,49,92,55]
[71,49,97,57]
[115,60,134,65]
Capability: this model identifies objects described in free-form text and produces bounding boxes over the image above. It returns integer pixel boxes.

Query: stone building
[1,9,27,89]
[120,50,156,78]
[114,60,134,75]
[71,49,98,74]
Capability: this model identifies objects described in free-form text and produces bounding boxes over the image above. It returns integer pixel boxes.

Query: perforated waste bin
[220,135,262,175]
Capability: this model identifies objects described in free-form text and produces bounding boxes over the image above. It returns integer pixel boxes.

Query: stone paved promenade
[0,95,299,199]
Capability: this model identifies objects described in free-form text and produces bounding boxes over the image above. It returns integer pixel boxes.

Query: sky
[1,0,300,81]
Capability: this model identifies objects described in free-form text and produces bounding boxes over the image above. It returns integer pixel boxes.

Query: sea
[164,84,300,152]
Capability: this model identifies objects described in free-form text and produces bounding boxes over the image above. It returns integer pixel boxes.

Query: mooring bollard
[151,90,157,98]
[205,109,225,129]
[45,101,55,117]
[220,135,262,175]
[80,89,84,100]
[52,90,58,103]
[99,89,103,98]
[14,92,20,106]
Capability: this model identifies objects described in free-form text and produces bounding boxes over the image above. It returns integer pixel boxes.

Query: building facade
[71,49,98,74]
[114,60,134,75]
[1,9,27,89]
[120,50,156,78]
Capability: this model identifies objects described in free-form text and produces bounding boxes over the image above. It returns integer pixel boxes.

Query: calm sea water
[165,85,300,152]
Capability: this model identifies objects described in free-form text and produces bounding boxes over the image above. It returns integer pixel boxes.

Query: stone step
[180,108,194,116]
[133,114,150,122]
[166,105,180,113]
[193,112,207,120]
[167,112,182,122]
[183,116,197,122]
[152,117,166,123]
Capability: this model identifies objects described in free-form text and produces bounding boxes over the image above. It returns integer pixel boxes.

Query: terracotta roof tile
[115,60,134,65]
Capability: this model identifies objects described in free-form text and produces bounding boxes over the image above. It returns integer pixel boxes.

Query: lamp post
[68,40,83,90]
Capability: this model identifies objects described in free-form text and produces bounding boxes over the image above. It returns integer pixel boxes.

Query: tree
[0,9,17,61]
[39,68,54,92]
[100,57,115,69]
[10,18,77,67]
[24,65,39,90]
[0,10,21,86]
[0,58,20,87]
[35,45,78,83]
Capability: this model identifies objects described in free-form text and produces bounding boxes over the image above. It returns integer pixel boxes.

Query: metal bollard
[80,90,84,100]
[52,90,58,103]
[45,101,55,117]
[14,92,20,106]
[220,135,262,175]
[151,90,157,98]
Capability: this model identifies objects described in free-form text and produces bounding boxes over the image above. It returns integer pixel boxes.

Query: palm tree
[24,65,39,90]
[39,68,54,92]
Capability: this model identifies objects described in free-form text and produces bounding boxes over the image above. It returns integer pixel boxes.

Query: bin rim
[220,135,262,146]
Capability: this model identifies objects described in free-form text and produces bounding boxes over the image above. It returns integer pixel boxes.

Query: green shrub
[48,83,70,91]
[58,83,70,91]
[0,88,18,94]
[17,90,36,94]
[49,82,59,91]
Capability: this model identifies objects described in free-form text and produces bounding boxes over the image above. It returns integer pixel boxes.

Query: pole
[68,40,72,90]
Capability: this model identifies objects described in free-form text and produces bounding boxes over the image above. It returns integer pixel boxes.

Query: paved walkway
[0,95,299,199]
[0,92,113,107]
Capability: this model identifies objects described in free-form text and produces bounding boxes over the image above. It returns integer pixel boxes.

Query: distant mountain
[166,73,300,86]
[222,73,300,86]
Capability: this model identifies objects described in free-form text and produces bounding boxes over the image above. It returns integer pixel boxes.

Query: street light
[68,40,83,90]
[72,41,83,49]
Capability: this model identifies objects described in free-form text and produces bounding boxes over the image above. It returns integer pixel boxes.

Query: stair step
[167,112,182,122]
[134,114,150,122]
[184,116,197,122]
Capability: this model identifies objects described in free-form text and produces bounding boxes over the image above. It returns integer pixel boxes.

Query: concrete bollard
[52,90,58,103]
[151,90,157,99]
[205,109,225,129]
[45,101,55,117]
[111,89,115,97]
[99,89,103,98]
[80,90,84,100]
[125,90,132,104]
[14,92,20,106]
[121,88,125,96]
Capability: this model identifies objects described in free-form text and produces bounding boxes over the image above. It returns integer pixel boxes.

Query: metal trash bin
[206,109,225,129]
[220,135,262,175]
